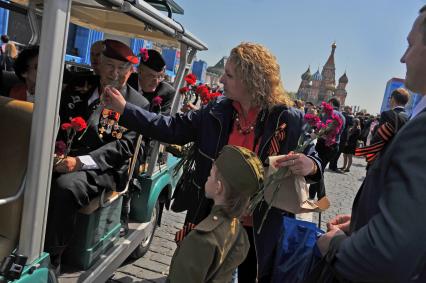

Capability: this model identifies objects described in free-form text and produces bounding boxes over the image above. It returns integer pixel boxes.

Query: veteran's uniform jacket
[58,75,150,192]
[167,206,250,283]
[127,73,176,114]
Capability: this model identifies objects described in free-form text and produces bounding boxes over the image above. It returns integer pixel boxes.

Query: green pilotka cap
[215,145,264,196]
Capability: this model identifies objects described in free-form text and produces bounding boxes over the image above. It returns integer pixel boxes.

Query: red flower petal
[61,123,72,131]
[70,117,87,132]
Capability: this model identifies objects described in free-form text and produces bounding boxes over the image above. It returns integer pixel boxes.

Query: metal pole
[146,43,196,176]
[18,0,71,263]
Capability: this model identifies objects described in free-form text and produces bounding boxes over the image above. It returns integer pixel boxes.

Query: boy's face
[205,165,221,199]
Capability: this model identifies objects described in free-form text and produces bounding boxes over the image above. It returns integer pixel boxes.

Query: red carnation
[210,92,221,99]
[70,117,87,132]
[304,113,321,127]
[195,84,208,95]
[152,95,163,107]
[55,140,67,156]
[184,74,197,85]
[179,86,189,94]
[321,102,334,117]
[139,47,149,62]
[61,123,72,131]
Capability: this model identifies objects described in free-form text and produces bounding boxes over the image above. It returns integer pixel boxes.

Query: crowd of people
[2,4,426,282]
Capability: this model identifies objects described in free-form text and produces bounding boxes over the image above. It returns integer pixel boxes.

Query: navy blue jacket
[119,96,322,191]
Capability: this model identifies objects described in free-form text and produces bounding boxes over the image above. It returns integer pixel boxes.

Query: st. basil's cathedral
[297,43,348,106]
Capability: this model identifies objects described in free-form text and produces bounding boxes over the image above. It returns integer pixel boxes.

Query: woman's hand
[275,152,317,176]
[181,102,198,113]
[102,86,126,114]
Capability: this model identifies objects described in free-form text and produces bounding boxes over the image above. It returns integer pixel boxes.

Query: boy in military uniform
[167,145,264,283]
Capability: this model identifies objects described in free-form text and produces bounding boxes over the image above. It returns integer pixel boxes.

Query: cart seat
[0,97,33,261]
[78,189,120,215]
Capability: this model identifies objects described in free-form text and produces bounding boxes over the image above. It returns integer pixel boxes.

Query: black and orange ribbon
[174,222,196,244]
[268,123,287,156]
[355,122,395,164]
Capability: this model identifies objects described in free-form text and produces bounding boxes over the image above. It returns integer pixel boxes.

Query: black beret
[139,49,166,72]
[103,39,139,64]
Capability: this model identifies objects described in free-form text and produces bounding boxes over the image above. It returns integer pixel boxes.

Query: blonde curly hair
[229,42,293,109]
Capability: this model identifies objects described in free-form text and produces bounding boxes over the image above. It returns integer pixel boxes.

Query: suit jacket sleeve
[331,116,426,282]
[119,101,202,145]
[88,130,138,172]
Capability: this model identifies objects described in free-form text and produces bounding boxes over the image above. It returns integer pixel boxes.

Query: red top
[227,101,260,227]
[227,101,260,151]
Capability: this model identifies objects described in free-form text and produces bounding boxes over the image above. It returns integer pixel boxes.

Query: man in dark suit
[371,87,409,142]
[127,49,176,114]
[44,39,149,270]
[316,6,426,282]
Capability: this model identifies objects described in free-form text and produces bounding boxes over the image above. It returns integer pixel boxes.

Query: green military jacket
[167,205,250,283]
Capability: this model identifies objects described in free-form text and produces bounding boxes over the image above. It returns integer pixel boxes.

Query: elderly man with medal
[45,39,149,271]
[127,48,176,114]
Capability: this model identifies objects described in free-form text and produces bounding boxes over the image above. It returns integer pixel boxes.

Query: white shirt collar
[88,88,99,106]
[410,95,426,119]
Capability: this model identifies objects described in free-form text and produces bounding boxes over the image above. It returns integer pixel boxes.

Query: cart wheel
[130,200,159,259]
[47,268,58,283]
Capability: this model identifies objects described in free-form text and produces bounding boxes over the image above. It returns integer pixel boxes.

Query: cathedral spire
[301,66,312,81]
[324,42,337,67]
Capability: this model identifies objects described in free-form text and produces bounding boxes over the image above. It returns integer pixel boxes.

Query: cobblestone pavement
[110,157,366,282]
[314,157,366,230]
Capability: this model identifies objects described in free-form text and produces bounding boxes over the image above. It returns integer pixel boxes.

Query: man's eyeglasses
[139,72,165,81]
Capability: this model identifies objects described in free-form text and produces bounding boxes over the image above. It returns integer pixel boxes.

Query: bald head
[419,6,426,44]
[400,8,426,94]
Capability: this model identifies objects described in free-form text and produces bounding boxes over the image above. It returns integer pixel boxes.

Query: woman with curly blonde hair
[228,42,292,109]
[103,42,323,282]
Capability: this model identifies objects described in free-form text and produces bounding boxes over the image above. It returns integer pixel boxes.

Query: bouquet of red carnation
[184,73,197,85]
[55,116,87,158]
[308,102,344,147]
[180,74,222,112]
[179,73,198,107]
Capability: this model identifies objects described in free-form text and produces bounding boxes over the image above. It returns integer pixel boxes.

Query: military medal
[98,108,125,140]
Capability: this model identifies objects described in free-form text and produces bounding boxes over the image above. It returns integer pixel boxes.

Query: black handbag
[303,235,352,283]
[170,144,197,213]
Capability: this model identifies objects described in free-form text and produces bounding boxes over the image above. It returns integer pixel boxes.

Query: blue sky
[175,0,425,113]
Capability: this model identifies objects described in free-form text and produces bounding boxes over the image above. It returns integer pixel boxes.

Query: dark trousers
[237,226,257,283]
[44,171,114,264]
[329,140,346,170]
[252,202,294,283]
[309,139,338,199]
